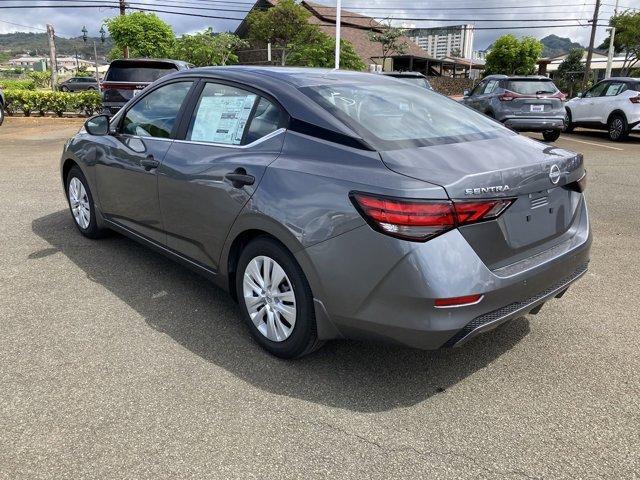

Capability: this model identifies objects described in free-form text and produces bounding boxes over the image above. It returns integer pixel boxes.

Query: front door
[158,82,287,271]
[573,81,608,123]
[95,80,194,243]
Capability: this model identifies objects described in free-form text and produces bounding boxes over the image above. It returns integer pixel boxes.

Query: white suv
[565,77,640,141]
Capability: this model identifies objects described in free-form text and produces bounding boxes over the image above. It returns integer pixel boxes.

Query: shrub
[3,89,102,117]
[27,70,52,88]
[0,79,35,90]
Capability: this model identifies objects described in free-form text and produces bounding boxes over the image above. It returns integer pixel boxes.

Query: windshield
[105,62,178,82]
[506,80,558,95]
[393,76,430,89]
[300,81,509,150]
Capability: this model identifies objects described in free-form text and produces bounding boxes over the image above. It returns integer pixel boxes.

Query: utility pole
[334,0,342,69]
[46,24,58,91]
[605,0,619,79]
[583,0,601,86]
[119,0,129,59]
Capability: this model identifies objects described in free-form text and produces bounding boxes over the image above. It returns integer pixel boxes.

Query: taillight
[435,294,483,308]
[555,92,567,101]
[630,95,640,104]
[350,193,513,241]
[498,93,516,101]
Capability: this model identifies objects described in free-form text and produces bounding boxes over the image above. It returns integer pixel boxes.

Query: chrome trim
[117,133,174,143]
[173,128,286,149]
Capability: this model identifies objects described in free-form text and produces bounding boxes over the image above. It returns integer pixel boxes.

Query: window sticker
[190,94,257,144]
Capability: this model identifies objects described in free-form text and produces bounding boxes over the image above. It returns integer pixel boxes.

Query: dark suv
[461,75,566,142]
[101,58,192,115]
[60,77,99,92]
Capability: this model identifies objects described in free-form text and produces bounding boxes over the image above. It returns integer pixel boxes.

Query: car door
[596,81,627,124]
[463,80,487,111]
[573,82,608,123]
[95,80,195,244]
[157,81,287,271]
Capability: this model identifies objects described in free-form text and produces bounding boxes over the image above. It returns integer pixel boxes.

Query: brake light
[630,95,640,104]
[555,92,567,101]
[351,193,513,241]
[499,93,516,101]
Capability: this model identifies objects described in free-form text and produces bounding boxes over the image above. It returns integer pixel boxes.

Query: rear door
[594,81,627,124]
[158,81,287,271]
[95,80,195,243]
[502,79,563,117]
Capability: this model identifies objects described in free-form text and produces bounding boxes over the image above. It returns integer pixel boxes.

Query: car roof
[109,58,191,68]
[382,71,426,78]
[483,75,553,80]
[602,77,639,82]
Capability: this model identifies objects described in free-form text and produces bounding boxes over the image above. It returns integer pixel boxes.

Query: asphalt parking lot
[1,117,638,479]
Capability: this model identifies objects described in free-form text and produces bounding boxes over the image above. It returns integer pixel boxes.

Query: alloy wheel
[610,118,624,140]
[68,177,90,229]
[242,255,297,342]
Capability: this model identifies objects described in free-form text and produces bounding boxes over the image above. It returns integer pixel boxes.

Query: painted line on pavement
[560,136,624,151]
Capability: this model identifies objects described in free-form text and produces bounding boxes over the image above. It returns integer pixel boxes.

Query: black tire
[543,130,561,142]
[564,109,574,133]
[65,166,108,239]
[236,236,323,359]
[607,113,629,142]
[0,103,4,126]
[60,85,69,92]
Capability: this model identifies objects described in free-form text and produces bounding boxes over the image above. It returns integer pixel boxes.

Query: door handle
[225,170,255,188]
[140,155,159,171]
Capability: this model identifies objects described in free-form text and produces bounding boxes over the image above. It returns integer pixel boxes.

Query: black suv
[101,58,192,115]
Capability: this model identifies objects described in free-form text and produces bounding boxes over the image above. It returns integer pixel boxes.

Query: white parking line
[560,136,624,151]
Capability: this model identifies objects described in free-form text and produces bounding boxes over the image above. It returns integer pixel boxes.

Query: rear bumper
[300,197,591,349]
[503,116,565,132]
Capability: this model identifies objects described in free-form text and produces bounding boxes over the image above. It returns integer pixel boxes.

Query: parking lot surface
[1,117,638,479]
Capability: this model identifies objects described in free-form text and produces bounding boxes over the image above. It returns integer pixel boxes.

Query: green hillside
[0,32,114,61]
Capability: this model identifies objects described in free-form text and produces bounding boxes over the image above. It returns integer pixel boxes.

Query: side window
[470,81,486,96]
[187,83,258,145]
[484,80,499,94]
[245,97,283,144]
[584,82,608,98]
[121,81,193,138]
[604,82,626,96]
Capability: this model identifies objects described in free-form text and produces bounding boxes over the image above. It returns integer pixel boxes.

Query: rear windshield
[392,76,430,89]
[300,81,510,150]
[105,62,178,82]
[630,81,640,92]
[506,80,558,95]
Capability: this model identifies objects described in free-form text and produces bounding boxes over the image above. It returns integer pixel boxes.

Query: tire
[60,85,69,92]
[65,166,108,239]
[236,236,323,358]
[607,113,629,142]
[0,103,4,126]
[543,130,561,142]
[564,109,574,133]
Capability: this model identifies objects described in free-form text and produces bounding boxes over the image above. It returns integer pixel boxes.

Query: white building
[405,25,474,59]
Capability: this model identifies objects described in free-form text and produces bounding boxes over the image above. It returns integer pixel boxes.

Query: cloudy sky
[0,0,629,50]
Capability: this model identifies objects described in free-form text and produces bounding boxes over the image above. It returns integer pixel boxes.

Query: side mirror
[463,89,470,97]
[85,115,110,136]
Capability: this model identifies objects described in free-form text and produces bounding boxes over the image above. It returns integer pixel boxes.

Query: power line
[0,18,47,31]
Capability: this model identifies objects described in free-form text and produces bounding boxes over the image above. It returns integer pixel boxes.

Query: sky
[0,0,632,51]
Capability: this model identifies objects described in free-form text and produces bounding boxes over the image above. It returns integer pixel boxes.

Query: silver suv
[462,75,565,142]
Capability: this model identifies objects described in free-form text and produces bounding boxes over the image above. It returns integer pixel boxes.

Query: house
[235,0,476,77]
[539,51,637,80]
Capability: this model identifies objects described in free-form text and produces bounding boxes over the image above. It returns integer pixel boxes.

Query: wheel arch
[607,109,627,124]
[61,158,80,190]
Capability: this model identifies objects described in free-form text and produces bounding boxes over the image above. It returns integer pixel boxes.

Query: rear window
[392,76,430,89]
[300,81,510,150]
[506,80,558,95]
[105,61,178,83]
[630,82,640,92]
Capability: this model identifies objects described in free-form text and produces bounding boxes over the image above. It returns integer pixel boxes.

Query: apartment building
[406,25,474,59]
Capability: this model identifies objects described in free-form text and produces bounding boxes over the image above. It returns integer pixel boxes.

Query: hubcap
[68,177,90,229]
[242,255,296,342]
[611,119,623,138]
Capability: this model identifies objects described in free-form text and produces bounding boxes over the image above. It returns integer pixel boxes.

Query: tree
[288,35,365,70]
[368,19,408,67]
[105,12,175,59]
[555,48,585,97]
[484,34,543,75]
[246,0,319,66]
[173,29,248,66]
[609,11,640,75]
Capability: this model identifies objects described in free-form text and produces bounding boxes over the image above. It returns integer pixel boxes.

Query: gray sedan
[59,76,99,92]
[60,67,591,358]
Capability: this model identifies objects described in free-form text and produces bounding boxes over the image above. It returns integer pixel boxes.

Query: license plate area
[530,105,544,112]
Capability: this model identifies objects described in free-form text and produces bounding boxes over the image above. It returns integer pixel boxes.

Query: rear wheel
[564,109,574,133]
[543,130,561,142]
[0,102,4,126]
[236,237,322,358]
[60,85,69,92]
[66,166,108,239]
[608,113,629,141]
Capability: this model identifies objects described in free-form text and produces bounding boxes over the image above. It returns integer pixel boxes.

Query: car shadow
[32,210,530,413]
[567,129,640,144]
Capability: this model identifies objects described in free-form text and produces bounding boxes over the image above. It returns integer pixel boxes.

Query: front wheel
[66,166,108,239]
[60,85,69,92]
[564,109,574,133]
[236,237,323,358]
[608,114,629,141]
[543,130,561,142]
[0,103,4,126]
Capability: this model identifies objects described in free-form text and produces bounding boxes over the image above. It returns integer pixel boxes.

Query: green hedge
[3,90,102,117]
[0,79,35,90]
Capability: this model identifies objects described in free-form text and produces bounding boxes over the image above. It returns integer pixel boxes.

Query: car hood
[379,133,584,199]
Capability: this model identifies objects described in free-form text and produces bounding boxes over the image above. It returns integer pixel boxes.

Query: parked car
[0,88,4,126]
[59,77,99,92]
[565,77,640,141]
[461,75,566,142]
[382,71,433,90]
[101,58,192,115]
[61,67,590,358]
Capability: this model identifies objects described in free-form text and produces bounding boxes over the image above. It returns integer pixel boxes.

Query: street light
[81,26,104,86]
